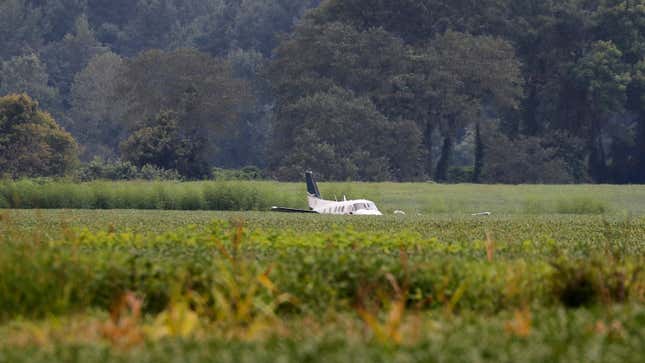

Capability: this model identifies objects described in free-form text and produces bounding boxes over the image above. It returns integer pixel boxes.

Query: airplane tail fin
[305,171,321,199]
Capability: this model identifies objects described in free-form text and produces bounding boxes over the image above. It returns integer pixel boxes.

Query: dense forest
[0,0,644,183]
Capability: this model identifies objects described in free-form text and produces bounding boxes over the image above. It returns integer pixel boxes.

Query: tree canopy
[0,0,644,183]
[0,93,78,178]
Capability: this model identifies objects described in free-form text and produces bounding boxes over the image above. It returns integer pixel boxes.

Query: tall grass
[1,180,643,214]
[0,180,303,211]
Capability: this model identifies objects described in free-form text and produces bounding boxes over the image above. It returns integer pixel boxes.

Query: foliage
[0,212,643,361]
[70,52,126,159]
[270,88,396,181]
[3,181,645,216]
[75,158,181,182]
[212,166,266,181]
[41,15,109,113]
[2,0,645,183]
[0,94,78,178]
[481,131,575,184]
[473,122,484,182]
[0,0,43,60]
[268,14,522,181]
[121,111,211,179]
[115,48,249,132]
[0,54,58,111]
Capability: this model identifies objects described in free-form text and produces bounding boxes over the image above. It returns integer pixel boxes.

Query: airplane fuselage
[308,195,383,216]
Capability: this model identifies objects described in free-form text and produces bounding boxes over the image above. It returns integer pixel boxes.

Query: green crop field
[1,183,644,363]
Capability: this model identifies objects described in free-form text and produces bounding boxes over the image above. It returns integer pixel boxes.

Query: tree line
[0,0,643,183]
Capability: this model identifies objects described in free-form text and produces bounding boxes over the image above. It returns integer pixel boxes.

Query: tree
[268,21,422,180]
[628,59,645,182]
[404,31,523,180]
[0,54,58,111]
[481,130,574,184]
[572,40,631,182]
[115,48,249,169]
[70,52,127,159]
[87,0,135,27]
[116,48,248,132]
[269,21,408,107]
[472,122,484,183]
[0,0,44,60]
[170,0,320,57]
[0,93,78,178]
[118,0,180,54]
[270,88,394,181]
[231,0,321,55]
[41,15,109,112]
[120,111,209,179]
[214,49,273,168]
[310,0,511,44]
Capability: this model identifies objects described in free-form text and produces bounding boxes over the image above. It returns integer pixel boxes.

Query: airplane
[271,171,383,216]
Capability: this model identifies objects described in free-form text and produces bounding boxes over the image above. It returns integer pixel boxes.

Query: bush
[76,158,181,181]
[447,166,474,184]
[551,261,600,307]
[212,166,266,181]
[550,257,637,308]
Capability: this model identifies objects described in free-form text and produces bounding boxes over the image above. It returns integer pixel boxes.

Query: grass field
[1,183,644,362]
[3,180,645,215]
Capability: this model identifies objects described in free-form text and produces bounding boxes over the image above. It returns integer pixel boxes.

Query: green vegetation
[0,209,643,362]
[0,94,78,178]
[2,181,645,215]
[2,1,645,183]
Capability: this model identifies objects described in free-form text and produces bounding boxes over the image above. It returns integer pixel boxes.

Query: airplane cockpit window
[354,203,374,211]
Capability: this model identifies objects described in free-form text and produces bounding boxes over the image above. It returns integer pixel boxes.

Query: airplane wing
[271,206,319,214]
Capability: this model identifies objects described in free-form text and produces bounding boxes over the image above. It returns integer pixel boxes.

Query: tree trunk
[423,122,434,179]
[473,122,484,183]
[435,135,453,182]
[636,114,645,183]
[588,117,607,183]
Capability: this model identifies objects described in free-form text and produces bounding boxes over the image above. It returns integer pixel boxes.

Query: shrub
[140,164,182,181]
[447,166,474,184]
[76,158,181,181]
[212,166,266,181]
[550,257,638,307]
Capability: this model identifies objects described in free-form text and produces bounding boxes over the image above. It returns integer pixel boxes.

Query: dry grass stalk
[101,292,145,348]
[485,231,495,262]
[504,307,531,337]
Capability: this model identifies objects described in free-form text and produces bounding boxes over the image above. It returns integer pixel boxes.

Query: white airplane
[272,171,383,215]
